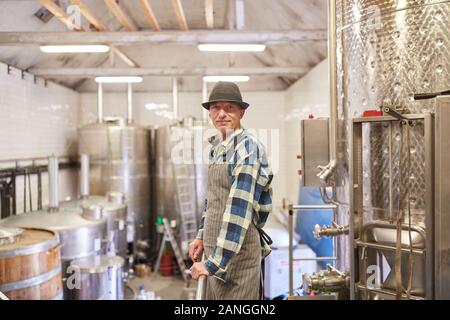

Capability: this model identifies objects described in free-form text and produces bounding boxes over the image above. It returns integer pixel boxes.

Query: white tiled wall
[0,62,80,214]
[80,90,287,206]
[0,59,328,215]
[79,92,203,128]
[284,59,330,204]
[0,62,79,159]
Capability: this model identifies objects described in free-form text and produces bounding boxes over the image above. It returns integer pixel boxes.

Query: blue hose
[295,184,334,269]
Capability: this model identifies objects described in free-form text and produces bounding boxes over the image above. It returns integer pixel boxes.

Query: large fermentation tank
[333,0,450,299]
[61,193,128,260]
[78,118,151,259]
[70,255,125,300]
[154,118,208,256]
[0,207,107,299]
[0,156,108,299]
[0,227,63,300]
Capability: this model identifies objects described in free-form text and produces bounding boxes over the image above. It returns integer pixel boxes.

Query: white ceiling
[0,0,328,92]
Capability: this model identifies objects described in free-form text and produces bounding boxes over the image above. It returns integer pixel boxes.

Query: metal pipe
[97,82,104,123]
[291,204,337,210]
[320,186,335,204]
[354,240,424,255]
[80,154,90,199]
[226,0,235,30]
[235,0,245,30]
[293,257,337,261]
[196,275,207,300]
[202,80,208,121]
[48,155,59,212]
[355,284,424,300]
[127,82,133,124]
[172,77,178,120]
[360,220,427,242]
[288,206,294,297]
[27,170,32,211]
[389,123,393,222]
[328,0,337,162]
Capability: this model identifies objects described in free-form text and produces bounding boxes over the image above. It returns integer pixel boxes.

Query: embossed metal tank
[78,118,151,259]
[334,0,450,299]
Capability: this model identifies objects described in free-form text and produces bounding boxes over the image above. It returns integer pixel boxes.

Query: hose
[395,124,405,300]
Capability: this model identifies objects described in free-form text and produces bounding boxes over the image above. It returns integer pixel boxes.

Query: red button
[363,110,383,117]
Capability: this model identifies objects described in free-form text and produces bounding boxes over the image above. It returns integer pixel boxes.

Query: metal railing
[288,204,338,297]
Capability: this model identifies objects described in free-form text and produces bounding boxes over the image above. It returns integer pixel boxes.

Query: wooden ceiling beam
[28,67,310,77]
[110,46,138,67]
[139,0,160,31]
[70,0,138,66]
[204,0,214,29]
[104,0,139,31]
[171,0,188,31]
[0,30,328,45]
[69,0,108,31]
[38,0,82,31]
[39,0,138,67]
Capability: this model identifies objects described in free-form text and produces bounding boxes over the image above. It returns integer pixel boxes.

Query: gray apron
[203,163,261,300]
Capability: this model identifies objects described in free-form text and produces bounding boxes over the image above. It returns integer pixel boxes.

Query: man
[189,81,273,300]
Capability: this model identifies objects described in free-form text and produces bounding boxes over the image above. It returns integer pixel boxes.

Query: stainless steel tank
[0,207,107,299]
[61,193,128,260]
[333,0,450,299]
[70,255,125,300]
[154,118,208,257]
[0,156,108,299]
[78,118,151,260]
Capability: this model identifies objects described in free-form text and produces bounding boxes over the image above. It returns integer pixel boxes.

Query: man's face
[209,101,245,135]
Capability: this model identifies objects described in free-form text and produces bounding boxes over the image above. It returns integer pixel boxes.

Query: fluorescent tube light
[40,45,110,53]
[198,44,265,52]
[95,76,143,83]
[203,76,250,82]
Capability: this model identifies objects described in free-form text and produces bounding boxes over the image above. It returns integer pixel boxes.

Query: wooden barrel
[0,227,63,300]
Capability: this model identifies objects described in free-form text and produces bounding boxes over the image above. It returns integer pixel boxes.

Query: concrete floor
[125,273,197,300]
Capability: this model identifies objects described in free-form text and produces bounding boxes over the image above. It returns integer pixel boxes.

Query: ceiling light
[203,76,250,82]
[40,45,110,53]
[95,76,143,83]
[198,44,265,52]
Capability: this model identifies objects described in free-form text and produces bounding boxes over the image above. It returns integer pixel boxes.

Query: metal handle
[195,275,207,300]
[0,290,9,300]
[414,90,450,100]
[185,259,208,300]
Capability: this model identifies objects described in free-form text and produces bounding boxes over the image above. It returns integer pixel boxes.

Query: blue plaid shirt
[196,128,273,281]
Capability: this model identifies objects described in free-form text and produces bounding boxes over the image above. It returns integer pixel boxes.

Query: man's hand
[188,239,204,262]
[190,261,210,280]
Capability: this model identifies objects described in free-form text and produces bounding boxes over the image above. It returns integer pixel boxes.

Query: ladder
[170,125,199,257]
[173,163,199,256]
[153,217,189,282]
